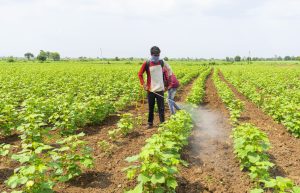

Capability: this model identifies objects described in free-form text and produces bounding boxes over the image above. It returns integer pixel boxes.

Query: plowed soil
[219,71,300,185]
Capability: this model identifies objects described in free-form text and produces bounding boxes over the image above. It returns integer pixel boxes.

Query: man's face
[152,54,160,57]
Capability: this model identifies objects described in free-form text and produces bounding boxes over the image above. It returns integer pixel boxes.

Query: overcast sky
[0,0,299,58]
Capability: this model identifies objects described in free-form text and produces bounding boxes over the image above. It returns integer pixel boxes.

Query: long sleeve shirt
[138,60,172,92]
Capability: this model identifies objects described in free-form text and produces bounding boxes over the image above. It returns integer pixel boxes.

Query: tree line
[226,55,300,62]
[24,50,61,61]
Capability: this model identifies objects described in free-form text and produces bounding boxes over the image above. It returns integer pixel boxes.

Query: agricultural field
[0,61,300,193]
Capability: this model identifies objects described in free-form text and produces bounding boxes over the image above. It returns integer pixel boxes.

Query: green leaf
[263,179,276,188]
[248,154,260,163]
[293,186,300,193]
[125,182,143,193]
[81,158,93,168]
[151,173,165,184]
[137,174,150,183]
[167,178,178,189]
[250,188,264,193]
[6,175,20,188]
[23,166,36,175]
[154,187,165,193]
[12,154,31,163]
[125,155,139,163]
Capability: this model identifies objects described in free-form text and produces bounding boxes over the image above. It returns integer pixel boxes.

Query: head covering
[150,46,161,55]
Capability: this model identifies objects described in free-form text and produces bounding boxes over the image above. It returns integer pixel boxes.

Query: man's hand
[143,84,148,91]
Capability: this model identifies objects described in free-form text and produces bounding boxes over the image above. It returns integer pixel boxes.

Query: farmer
[165,68,180,114]
[138,46,172,128]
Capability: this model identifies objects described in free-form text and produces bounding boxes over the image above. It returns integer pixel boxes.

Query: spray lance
[142,85,180,108]
[149,91,177,104]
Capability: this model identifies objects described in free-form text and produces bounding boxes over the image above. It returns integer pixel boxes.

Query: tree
[225,57,230,62]
[234,55,241,62]
[24,52,34,60]
[46,51,51,59]
[115,57,120,61]
[296,56,300,61]
[37,50,47,62]
[163,57,169,61]
[284,56,291,61]
[50,52,60,61]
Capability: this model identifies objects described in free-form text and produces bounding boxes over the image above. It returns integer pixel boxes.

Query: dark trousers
[148,91,165,125]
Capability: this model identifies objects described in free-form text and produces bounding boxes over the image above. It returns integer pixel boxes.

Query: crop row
[0,62,205,193]
[212,69,244,124]
[186,67,211,104]
[220,65,300,137]
[123,111,193,193]
[213,68,300,192]
[233,124,300,193]
[122,65,212,193]
[0,63,203,137]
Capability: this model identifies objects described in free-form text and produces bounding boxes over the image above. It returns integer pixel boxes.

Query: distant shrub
[7,57,15,63]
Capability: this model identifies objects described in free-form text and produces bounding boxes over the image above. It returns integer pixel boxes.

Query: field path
[54,78,196,193]
[177,71,251,193]
[219,70,300,185]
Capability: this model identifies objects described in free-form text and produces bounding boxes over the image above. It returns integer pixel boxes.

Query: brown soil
[177,70,251,193]
[0,79,194,193]
[219,70,300,185]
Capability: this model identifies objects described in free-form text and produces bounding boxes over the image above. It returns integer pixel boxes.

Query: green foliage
[262,176,295,192]
[108,113,143,141]
[0,143,11,156]
[233,123,300,192]
[24,52,34,60]
[212,69,244,124]
[123,111,193,193]
[7,56,15,63]
[4,132,93,193]
[36,50,61,61]
[234,55,241,62]
[233,124,273,181]
[98,140,114,155]
[187,67,211,104]
[37,50,47,62]
[0,62,205,136]
[50,52,60,61]
[220,65,300,137]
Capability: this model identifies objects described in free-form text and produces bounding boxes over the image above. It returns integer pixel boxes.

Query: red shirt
[168,73,179,89]
[138,61,168,92]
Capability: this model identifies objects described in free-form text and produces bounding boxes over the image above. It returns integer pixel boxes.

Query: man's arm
[138,62,147,89]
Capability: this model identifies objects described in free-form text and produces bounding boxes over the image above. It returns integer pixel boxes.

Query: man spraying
[138,46,172,129]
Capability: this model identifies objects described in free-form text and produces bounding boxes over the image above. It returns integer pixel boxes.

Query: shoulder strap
[159,60,164,68]
[145,60,150,73]
[146,60,164,72]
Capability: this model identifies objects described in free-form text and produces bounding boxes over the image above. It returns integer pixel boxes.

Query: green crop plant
[233,124,300,193]
[212,69,244,125]
[220,65,300,137]
[186,67,211,105]
[123,111,193,193]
